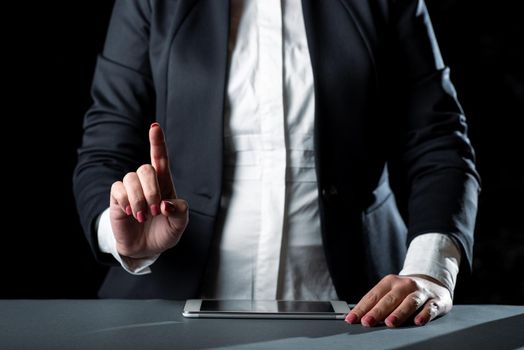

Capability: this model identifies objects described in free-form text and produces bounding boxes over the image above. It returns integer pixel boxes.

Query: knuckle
[123,172,137,184]
[137,164,155,176]
[178,200,189,213]
[112,190,126,203]
[383,293,398,306]
[145,192,161,202]
[365,292,380,305]
[111,181,123,193]
[130,196,146,209]
[383,274,397,283]
[403,278,418,290]
[129,194,147,210]
[143,183,161,199]
[394,307,409,319]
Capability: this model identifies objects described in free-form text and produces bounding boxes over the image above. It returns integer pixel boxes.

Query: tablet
[182,299,350,319]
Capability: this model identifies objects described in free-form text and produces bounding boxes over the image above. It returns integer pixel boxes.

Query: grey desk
[1,300,523,349]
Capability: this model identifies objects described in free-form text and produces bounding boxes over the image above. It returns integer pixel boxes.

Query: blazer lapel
[300,0,378,117]
[166,0,230,217]
[301,0,379,168]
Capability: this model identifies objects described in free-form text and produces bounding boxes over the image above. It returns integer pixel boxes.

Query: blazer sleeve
[73,0,155,264]
[386,0,481,270]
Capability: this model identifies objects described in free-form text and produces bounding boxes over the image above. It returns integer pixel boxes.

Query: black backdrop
[4,0,522,303]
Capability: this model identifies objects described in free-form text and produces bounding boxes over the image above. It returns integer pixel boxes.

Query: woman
[74,0,480,327]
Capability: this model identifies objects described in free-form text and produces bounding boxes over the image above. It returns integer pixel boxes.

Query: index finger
[149,122,176,198]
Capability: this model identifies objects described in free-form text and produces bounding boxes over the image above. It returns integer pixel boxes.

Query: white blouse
[199,0,337,300]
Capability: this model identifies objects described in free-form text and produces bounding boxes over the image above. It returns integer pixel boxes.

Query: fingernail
[136,211,146,223]
[362,315,376,327]
[415,316,427,326]
[151,122,159,128]
[385,315,398,327]
[345,313,358,324]
[150,204,160,216]
[125,206,132,216]
[163,200,176,212]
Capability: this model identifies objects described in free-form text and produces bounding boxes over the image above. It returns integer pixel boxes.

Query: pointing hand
[109,123,189,258]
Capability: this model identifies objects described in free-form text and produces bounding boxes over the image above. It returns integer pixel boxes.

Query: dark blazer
[74,0,480,301]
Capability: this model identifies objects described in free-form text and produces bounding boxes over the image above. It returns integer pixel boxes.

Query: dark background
[4,0,523,303]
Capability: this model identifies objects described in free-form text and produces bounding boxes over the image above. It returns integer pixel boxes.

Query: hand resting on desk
[346,274,452,328]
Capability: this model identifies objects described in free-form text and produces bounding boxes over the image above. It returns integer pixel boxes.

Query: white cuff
[96,208,160,275]
[399,233,461,297]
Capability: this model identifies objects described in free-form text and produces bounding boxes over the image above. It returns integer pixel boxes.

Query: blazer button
[322,185,338,203]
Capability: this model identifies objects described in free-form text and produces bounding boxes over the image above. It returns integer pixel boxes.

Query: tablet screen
[200,300,335,314]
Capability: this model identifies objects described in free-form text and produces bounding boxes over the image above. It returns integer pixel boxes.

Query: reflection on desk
[0,300,523,349]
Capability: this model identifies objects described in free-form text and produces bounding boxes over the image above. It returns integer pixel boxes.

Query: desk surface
[1,300,523,349]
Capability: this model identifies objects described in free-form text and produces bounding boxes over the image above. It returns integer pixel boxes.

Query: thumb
[161,199,189,233]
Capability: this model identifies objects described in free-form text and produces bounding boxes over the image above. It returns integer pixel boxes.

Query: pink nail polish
[345,313,358,324]
[163,200,176,212]
[362,315,376,327]
[385,315,398,327]
[125,206,132,216]
[415,316,427,326]
[150,204,160,216]
[136,211,146,223]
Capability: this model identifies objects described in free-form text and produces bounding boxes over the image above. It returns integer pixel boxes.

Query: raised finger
[149,123,176,198]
